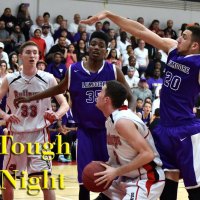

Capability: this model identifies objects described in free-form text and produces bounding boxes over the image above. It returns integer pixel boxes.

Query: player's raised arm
[14,71,69,107]
[81,10,177,53]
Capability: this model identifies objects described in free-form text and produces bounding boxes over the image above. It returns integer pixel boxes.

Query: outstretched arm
[81,10,177,53]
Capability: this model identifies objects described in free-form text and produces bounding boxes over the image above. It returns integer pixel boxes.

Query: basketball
[82,161,112,192]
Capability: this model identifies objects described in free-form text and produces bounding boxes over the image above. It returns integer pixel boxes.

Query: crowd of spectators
[0,3,200,157]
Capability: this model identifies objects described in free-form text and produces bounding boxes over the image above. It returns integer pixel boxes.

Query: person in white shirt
[29,16,44,38]
[125,67,140,91]
[68,13,81,36]
[0,42,9,67]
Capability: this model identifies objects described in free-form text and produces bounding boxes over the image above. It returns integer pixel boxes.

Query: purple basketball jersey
[160,48,200,126]
[68,61,116,129]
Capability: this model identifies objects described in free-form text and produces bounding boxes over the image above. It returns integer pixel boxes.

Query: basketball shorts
[152,120,200,188]
[103,167,165,200]
[77,127,109,183]
[3,129,52,177]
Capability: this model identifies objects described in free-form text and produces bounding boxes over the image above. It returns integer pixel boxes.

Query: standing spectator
[163,19,177,40]
[29,15,44,38]
[149,19,160,34]
[0,8,17,34]
[30,29,46,60]
[17,3,33,41]
[66,44,77,68]
[10,24,26,53]
[68,13,81,36]
[45,52,67,83]
[137,16,144,25]
[41,24,54,55]
[0,42,9,66]
[134,39,149,76]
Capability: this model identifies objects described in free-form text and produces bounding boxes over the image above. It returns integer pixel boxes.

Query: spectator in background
[66,44,77,68]
[163,19,177,40]
[17,3,33,41]
[106,38,121,59]
[136,98,144,114]
[134,39,149,77]
[137,17,144,25]
[85,16,96,35]
[30,29,46,60]
[106,48,122,69]
[95,21,103,32]
[152,85,161,115]
[36,60,47,71]
[73,24,88,45]
[41,24,54,55]
[68,13,81,36]
[80,31,89,48]
[55,29,71,47]
[0,42,9,67]
[178,23,187,37]
[75,39,88,61]
[125,67,140,91]
[9,52,19,73]
[53,15,63,32]
[127,55,139,77]
[149,108,160,133]
[0,19,12,54]
[43,12,54,35]
[0,60,8,82]
[107,28,117,41]
[10,24,26,53]
[0,8,18,34]
[134,77,152,101]
[149,19,160,34]
[29,16,44,38]
[117,31,131,57]
[102,21,110,33]
[45,52,67,83]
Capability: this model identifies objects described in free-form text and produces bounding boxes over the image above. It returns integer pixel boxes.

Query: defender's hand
[14,97,30,108]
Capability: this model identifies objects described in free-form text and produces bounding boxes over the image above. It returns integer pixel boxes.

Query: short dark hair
[186,26,200,47]
[43,12,50,18]
[19,41,39,54]
[105,80,127,108]
[89,31,109,47]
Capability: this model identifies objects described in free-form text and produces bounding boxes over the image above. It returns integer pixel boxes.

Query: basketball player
[81,11,200,200]
[0,41,69,200]
[14,31,135,200]
[95,80,165,200]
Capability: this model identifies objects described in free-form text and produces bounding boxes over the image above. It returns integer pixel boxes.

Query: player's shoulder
[6,71,21,83]
[37,70,54,79]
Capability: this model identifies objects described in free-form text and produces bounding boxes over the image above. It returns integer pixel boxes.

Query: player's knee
[187,187,200,200]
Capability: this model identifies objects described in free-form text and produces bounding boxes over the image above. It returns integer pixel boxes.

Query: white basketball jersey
[106,108,162,179]
[6,70,55,133]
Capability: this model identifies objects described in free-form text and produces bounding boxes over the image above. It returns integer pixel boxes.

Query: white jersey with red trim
[6,70,54,133]
[106,108,162,179]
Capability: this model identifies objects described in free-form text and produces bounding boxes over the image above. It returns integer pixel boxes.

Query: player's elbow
[143,149,155,164]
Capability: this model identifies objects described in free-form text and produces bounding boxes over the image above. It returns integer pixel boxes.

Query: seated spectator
[36,60,47,71]
[136,98,143,114]
[73,24,88,45]
[107,28,117,41]
[66,44,77,68]
[95,21,103,32]
[138,102,153,127]
[0,19,12,54]
[130,35,138,50]
[29,15,44,38]
[41,24,54,55]
[68,13,81,36]
[149,19,161,34]
[53,20,74,43]
[117,31,131,57]
[0,43,9,67]
[45,52,67,83]
[43,12,54,35]
[102,21,110,33]
[106,38,121,59]
[9,52,19,72]
[0,60,8,82]
[106,48,122,69]
[134,39,149,77]
[10,24,26,53]
[127,55,139,75]
[0,8,18,34]
[178,23,187,37]
[53,15,64,32]
[124,67,140,91]
[17,3,33,41]
[80,31,89,48]
[134,77,152,101]
[55,29,71,47]
[46,36,68,63]
[163,19,177,40]
[75,39,88,61]
[149,108,160,133]
[147,68,163,99]
[30,29,46,60]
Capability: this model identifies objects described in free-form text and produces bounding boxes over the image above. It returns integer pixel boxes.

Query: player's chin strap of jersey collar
[109,105,128,123]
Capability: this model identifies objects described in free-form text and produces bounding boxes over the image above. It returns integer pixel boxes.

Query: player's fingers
[104,180,111,189]
[94,171,105,176]
[95,177,107,186]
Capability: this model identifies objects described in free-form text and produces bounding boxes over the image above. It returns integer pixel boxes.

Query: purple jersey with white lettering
[68,61,117,129]
[160,48,200,126]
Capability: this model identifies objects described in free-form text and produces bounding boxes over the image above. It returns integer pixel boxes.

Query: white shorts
[103,167,165,200]
[3,129,52,177]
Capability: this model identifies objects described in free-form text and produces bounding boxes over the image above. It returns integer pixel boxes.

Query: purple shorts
[153,120,200,188]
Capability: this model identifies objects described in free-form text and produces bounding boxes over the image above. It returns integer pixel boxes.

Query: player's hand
[14,97,30,108]
[44,110,59,124]
[94,163,117,189]
[80,11,110,25]
[3,114,20,124]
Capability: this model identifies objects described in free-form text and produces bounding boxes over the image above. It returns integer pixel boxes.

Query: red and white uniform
[104,108,165,200]
[4,70,55,176]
